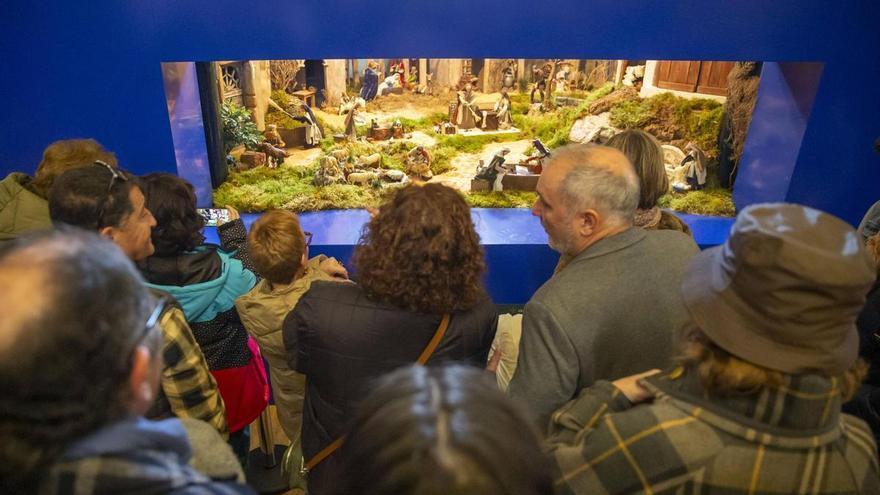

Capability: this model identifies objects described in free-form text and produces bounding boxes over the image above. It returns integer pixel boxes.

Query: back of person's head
[548,144,640,226]
[605,129,668,209]
[48,162,136,231]
[139,173,204,257]
[31,139,117,198]
[336,365,553,495]
[0,227,157,489]
[353,183,486,314]
[679,203,876,397]
[248,209,307,284]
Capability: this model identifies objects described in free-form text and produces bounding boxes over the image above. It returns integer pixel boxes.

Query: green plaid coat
[546,368,880,494]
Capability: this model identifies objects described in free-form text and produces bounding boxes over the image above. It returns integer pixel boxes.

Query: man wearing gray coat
[508,144,699,424]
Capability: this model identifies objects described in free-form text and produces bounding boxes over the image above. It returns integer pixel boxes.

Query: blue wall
[1,0,878,301]
[2,0,878,224]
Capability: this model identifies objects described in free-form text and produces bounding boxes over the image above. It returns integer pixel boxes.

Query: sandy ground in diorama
[279,91,524,176]
[218,84,736,216]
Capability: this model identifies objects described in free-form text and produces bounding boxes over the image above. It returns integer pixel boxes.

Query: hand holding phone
[197,208,230,227]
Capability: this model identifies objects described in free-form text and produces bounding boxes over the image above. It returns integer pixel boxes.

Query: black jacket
[282,280,497,494]
[845,279,880,447]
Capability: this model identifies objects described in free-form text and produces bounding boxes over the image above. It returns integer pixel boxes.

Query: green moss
[465,191,537,208]
[213,165,317,212]
[397,112,447,133]
[609,92,723,158]
[509,84,614,150]
[435,133,522,153]
[658,188,735,216]
[282,184,391,212]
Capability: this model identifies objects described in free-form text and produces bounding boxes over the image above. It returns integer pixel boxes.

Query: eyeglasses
[94,160,128,192]
[304,231,313,247]
[129,296,167,353]
[93,160,129,229]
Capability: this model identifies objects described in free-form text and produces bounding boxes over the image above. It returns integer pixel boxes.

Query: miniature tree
[270,60,305,92]
[542,59,561,110]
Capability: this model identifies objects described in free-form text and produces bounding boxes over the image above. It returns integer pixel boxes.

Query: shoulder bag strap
[304,313,452,472]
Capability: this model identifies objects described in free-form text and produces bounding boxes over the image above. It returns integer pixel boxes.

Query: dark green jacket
[0,172,51,243]
[547,368,880,494]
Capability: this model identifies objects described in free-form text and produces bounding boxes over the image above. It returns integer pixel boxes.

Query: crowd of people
[1,137,879,494]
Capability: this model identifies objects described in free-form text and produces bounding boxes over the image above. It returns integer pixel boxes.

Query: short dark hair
[0,227,154,488]
[353,184,487,314]
[335,365,553,495]
[139,173,204,257]
[48,163,137,230]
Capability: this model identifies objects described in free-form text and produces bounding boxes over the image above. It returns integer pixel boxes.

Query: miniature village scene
[210,59,760,216]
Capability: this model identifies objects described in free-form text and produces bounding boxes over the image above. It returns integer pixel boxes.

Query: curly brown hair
[352,183,487,314]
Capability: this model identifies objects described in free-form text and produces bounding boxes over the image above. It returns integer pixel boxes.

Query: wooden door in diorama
[305,60,326,107]
[696,61,734,96]
[654,61,701,92]
[655,60,734,96]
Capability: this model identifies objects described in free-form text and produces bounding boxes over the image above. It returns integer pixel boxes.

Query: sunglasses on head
[93,161,130,229]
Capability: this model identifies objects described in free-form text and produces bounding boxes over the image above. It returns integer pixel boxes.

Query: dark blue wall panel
[2,0,877,225]
[1,0,878,305]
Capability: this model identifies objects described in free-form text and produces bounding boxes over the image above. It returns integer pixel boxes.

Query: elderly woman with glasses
[136,173,269,459]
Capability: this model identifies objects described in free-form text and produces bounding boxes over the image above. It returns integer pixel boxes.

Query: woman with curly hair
[283,183,497,495]
[137,173,269,458]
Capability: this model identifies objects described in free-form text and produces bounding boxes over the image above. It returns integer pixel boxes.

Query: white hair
[551,144,640,224]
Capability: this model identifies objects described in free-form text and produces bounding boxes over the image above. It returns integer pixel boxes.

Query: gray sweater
[509,227,699,424]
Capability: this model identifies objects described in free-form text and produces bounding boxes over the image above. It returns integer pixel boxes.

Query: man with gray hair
[508,144,699,424]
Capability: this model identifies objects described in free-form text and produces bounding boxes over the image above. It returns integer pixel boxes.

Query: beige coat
[235,256,337,441]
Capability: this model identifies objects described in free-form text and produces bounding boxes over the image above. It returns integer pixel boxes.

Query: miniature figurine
[405,146,433,181]
[343,98,364,141]
[355,153,382,169]
[522,139,551,174]
[346,170,380,186]
[494,88,512,129]
[313,155,346,186]
[257,141,289,169]
[530,64,551,104]
[338,94,366,116]
[329,148,349,163]
[263,124,286,148]
[455,83,481,130]
[672,142,708,192]
[407,66,418,90]
[290,103,323,147]
[555,63,572,93]
[391,119,403,139]
[360,60,379,101]
[475,148,511,191]
[500,59,517,90]
[376,73,400,98]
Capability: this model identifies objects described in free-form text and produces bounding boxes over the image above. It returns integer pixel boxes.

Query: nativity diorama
[205,59,760,216]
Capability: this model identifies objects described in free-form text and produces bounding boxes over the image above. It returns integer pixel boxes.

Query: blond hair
[31,139,117,198]
[248,210,306,285]
[681,329,866,401]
